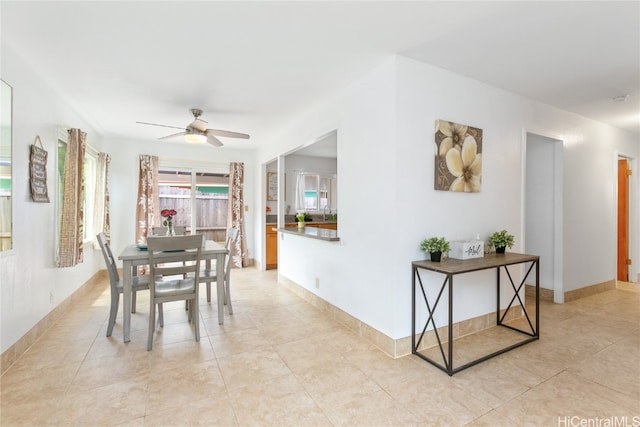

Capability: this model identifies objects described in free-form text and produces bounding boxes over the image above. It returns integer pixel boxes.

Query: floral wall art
[434,119,482,192]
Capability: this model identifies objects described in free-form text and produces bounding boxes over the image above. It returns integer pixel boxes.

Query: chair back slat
[224,228,240,277]
[96,232,120,284]
[147,235,204,282]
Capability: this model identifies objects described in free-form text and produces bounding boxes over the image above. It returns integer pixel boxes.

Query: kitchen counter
[274,225,339,242]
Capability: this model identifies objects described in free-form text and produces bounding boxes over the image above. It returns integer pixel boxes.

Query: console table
[412,252,539,376]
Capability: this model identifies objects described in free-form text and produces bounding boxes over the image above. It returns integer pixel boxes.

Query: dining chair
[96,232,151,337]
[199,227,239,314]
[146,234,204,351]
[151,226,186,236]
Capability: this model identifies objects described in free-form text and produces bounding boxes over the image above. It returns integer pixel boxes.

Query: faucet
[323,206,331,222]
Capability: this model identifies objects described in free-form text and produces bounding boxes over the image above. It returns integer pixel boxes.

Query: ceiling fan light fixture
[184,132,207,144]
[138,108,249,148]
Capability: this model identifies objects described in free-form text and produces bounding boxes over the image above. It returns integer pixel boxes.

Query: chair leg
[147,300,155,351]
[193,296,200,342]
[225,278,233,315]
[206,282,211,303]
[106,292,120,337]
[158,303,164,327]
[131,291,137,313]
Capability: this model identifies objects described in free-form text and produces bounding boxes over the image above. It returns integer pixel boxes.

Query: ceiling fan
[136,108,250,147]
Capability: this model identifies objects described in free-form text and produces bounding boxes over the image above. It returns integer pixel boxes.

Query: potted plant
[296,212,306,229]
[420,237,450,262]
[488,230,514,253]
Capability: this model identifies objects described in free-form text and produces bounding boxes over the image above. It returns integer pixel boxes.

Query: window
[0,80,12,252]
[57,137,98,245]
[303,175,319,210]
[83,153,97,242]
[298,173,335,213]
[157,168,229,242]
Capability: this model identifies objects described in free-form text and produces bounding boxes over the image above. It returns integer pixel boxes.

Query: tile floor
[1,268,638,426]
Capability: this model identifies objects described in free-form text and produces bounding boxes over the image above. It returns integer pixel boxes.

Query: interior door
[617,158,629,281]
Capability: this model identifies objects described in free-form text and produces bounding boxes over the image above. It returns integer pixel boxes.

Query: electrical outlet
[315,278,320,289]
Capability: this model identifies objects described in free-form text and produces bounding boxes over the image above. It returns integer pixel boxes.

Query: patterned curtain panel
[92,152,111,248]
[135,154,159,245]
[228,162,247,267]
[57,128,86,268]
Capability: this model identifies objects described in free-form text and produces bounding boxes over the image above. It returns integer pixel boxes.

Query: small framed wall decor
[30,135,50,202]
[267,172,278,201]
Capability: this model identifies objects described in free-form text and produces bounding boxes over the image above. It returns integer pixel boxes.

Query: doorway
[524,132,563,303]
[265,159,278,270]
[617,158,630,281]
[157,168,229,243]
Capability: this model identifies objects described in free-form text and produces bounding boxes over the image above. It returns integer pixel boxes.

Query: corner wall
[255,55,639,343]
[394,55,638,337]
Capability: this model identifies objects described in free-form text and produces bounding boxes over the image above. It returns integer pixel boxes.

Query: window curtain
[228,162,247,267]
[57,128,86,268]
[294,171,305,212]
[135,155,159,245]
[92,152,111,248]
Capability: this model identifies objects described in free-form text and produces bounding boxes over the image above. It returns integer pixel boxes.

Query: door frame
[261,158,278,271]
[521,129,564,303]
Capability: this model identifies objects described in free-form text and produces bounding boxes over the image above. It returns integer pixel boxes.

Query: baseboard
[525,285,554,302]
[278,274,524,359]
[564,279,616,302]
[526,280,618,304]
[1,270,106,375]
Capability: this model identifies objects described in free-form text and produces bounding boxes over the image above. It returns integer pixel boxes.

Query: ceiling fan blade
[136,121,185,131]
[206,129,250,139]
[190,118,208,132]
[158,131,186,140]
[207,135,224,147]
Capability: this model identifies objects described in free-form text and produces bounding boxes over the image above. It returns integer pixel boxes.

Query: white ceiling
[2,1,638,151]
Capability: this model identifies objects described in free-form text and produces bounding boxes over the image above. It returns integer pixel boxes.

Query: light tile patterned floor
[1,268,638,426]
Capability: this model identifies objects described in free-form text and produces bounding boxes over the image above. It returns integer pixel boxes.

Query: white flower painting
[434,120,482,192]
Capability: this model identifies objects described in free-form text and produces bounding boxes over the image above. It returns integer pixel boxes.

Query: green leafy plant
[420,237,450,254]
[295,212,311,222]
[488,230,514,249]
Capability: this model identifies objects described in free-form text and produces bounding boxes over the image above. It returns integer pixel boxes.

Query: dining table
[117,239,228,343]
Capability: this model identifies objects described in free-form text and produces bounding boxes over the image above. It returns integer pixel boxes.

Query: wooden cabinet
[266,225,278,270]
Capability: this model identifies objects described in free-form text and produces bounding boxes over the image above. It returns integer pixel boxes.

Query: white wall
[257,57,399,337]
[1,44,104,353]
[394,56,638,334]
[255,55,639,341]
